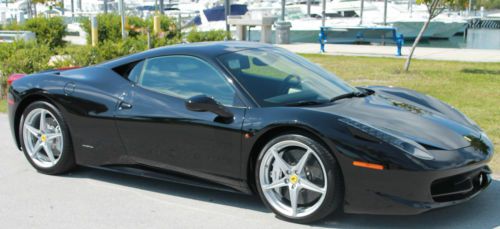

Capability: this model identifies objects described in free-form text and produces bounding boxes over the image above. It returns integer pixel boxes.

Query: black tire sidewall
[19,101,75,175]
[255,133,343,224]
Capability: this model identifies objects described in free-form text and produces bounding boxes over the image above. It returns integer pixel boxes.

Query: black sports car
[7,42,493,223]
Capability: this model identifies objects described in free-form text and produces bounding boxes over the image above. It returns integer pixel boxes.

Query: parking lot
[0,113,499,229]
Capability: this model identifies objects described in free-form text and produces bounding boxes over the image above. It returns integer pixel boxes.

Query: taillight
[7,73,27,86]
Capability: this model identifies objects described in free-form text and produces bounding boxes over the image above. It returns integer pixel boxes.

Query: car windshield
[218,48,358,107]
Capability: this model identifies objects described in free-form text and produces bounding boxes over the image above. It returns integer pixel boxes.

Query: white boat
[326,0,467,39]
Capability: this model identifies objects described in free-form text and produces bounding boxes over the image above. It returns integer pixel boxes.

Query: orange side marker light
[352,161,384,170]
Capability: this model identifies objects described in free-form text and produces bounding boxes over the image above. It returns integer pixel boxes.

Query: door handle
[119,101,133,110]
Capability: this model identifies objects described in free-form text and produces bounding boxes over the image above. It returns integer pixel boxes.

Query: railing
[319,26,405,56]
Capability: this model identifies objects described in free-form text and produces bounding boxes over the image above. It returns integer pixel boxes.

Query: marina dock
[278,43,500,62]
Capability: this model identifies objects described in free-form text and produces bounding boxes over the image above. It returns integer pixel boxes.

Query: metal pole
[177,13,181,32]
[468,0,472,16]
[103,0,108,14]
[153,15,160,34]
[147,30,151,49]
[281,0,285,21]
[359,0,364,25]
[321,0,326,27]
[383,0,388,26]
[91,16,98,46]
[409,0,413,17]
[307,0,311,17]
[27,0,32,19]
[224,0,230,32]
[159,0,164,15]
[119,0,126,39]
[61,0,65,16]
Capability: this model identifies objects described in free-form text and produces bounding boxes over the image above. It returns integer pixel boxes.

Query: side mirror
[185,95,234,120]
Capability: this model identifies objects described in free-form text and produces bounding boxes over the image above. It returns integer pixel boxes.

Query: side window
[128,60,145,82]
[137,56,237,106]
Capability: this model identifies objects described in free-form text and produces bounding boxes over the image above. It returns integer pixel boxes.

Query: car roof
[99,41,273,69]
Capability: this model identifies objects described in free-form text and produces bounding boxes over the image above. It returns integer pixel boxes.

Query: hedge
[3,17,66,48]
[0,14,235,97]
[186,29,231,42]
[80,14,181,45]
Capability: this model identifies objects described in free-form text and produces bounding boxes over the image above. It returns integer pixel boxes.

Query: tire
[255,132,343,224]
[19,101,76,175]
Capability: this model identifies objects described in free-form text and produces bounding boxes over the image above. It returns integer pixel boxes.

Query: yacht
[326,0,467,39]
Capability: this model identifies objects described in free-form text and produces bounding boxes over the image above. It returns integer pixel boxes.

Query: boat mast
[224,0,231,32]
[280,0,285,21]
[360,0,364,25]
[321,0,326,27]
[159,0,164,14]
[383,0,388,25]
[307,0,311,17]
[119,0,126,39]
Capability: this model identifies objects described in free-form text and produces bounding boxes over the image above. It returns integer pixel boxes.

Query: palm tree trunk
[404,17,431,71]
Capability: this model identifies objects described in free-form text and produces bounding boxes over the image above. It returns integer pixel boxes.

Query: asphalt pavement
[0,113,499,229]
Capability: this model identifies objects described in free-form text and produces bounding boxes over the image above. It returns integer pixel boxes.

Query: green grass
[300,54,500,172]
[0,99,6,113]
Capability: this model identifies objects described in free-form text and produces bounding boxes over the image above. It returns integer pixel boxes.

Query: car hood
[314,86,482,150]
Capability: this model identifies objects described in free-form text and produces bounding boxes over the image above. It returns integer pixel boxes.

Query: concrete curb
[278,43,500,63]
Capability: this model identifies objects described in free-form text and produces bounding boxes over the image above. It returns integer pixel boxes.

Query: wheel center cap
[290,174,299,184]
[41,134,47,142]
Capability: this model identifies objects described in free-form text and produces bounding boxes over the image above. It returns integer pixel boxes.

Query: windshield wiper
[284,100,327,107]
[330,89,374,102]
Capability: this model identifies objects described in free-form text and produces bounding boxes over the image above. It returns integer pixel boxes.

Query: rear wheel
[255,133,343,223]
[19,101,76,175]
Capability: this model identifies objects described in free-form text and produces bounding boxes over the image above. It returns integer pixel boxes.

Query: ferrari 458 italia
[7,42,493,223]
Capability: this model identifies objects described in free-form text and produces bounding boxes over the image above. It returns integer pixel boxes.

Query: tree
[403,0,454,71]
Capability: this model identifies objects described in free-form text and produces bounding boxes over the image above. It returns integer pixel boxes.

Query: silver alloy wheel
[22,108,64,168]
[259,140,328,218]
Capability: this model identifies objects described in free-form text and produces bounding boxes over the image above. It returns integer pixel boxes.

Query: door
[114,55,247,186]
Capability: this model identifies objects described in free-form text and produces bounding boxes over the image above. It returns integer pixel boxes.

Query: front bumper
[337,147,493,215]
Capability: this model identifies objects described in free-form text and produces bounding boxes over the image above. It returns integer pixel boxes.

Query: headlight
[340,118,434,160]
[480,132,494,153]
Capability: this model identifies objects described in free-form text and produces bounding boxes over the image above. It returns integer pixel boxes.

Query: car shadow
[316,179,500,228]
[64,167,500,228]
[63,167,270,213]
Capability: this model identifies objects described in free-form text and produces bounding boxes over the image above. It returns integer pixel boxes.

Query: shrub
[0,41,52,75]
[24,17,67,48]
[186,29,230,43]
[146,15,181,41]
[53,37,150,68]
[3,21,23,31]
[81,14,181,45]
[81,14,123,44]
[0,41,53,96]
[54,45,99,67]
[127,15,148,37]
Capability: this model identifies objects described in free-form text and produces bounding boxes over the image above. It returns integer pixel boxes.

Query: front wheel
[19,101,76,175]
[255,133,343,223]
